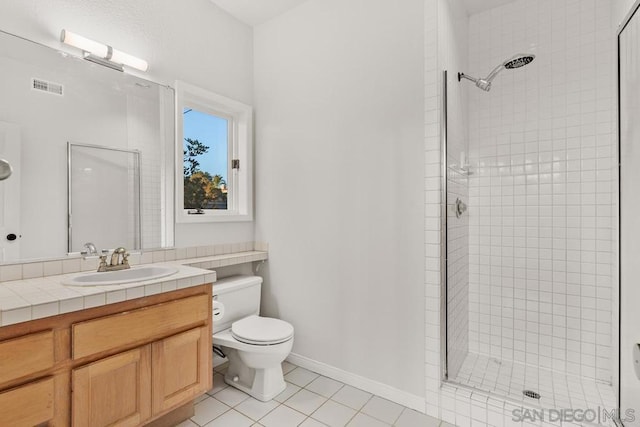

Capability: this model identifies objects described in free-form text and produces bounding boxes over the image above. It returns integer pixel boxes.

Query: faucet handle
[122,252,130,266]
[97,255,108,272]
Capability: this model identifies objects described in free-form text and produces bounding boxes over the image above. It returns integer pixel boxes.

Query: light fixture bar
[83,53,124,72]
[60,29,148,72]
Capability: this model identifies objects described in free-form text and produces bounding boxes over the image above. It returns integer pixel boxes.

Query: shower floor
[450,353,617,426]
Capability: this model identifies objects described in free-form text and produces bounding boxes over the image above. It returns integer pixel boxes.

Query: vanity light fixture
[60,29,148,72]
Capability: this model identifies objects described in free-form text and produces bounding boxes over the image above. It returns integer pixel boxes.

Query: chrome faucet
[110,247,126,266]
[97,247,130,272]
[81,242,98,256]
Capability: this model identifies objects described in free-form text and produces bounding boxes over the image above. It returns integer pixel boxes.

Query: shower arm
[458,53,534,92]
[484,63,506,84]
[458,63,505,86]
[458,72,478,83]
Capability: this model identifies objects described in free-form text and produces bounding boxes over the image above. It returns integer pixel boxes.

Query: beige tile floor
[176,361,452,427]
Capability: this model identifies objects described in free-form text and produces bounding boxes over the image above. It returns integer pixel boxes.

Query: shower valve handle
[455,198,467,218]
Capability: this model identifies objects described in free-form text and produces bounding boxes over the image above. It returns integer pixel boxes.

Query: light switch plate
[634,343,640,380]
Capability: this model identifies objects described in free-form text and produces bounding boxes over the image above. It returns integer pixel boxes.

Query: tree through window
[175,81,253,222]
[182,108,229,212]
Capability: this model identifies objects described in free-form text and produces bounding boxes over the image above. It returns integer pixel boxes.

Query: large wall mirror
[0,29,175,264]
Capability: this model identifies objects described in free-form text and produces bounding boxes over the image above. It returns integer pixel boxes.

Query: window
[175,81,253,222]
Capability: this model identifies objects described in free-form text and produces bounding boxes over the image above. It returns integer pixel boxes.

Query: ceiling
[209,0,309,26]
[210,0,517,27]
[460,0,517,16]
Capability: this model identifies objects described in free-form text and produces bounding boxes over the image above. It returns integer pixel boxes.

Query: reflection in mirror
[68,143,141,253]
[0,29,175,263]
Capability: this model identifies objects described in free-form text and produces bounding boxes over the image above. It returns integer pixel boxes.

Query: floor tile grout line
[204,362,443,427]
[307,395,360,427]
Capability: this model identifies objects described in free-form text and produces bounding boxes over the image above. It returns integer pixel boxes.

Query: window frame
[175,81,253,223]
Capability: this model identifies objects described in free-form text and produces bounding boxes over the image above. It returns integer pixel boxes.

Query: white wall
[0,0,255,249]
[254,0,426,399]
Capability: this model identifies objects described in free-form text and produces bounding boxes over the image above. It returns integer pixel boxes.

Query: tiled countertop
[0,250,268,327]
[0,263,215,327]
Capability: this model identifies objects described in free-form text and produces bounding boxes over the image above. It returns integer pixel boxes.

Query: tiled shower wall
[446,165,469,379]
[423,0,444,415]
[424,0,470,417]
[467,0,615,382]
[127,90,172,250]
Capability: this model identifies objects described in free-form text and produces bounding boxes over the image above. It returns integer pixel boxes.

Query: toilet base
[223,348,287,401]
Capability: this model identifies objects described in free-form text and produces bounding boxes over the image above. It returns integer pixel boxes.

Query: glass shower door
[618,3,640,425]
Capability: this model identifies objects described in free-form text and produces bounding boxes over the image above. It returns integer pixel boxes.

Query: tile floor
[450,353,617,426]
[176,361,452,427]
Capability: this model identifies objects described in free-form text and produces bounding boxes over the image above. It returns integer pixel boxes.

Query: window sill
[176,212,253,224]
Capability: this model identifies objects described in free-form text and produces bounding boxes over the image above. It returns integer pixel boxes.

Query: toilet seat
[231,315,294,345]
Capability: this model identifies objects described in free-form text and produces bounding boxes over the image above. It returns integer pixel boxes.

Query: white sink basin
[63,265,179,286]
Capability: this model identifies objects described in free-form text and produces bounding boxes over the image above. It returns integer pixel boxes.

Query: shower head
[458,53,535,92]
[504,54,535,69]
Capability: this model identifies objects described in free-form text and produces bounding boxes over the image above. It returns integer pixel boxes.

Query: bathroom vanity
[0,265,216,427]
[0,284,212,426]
[0,246,267,426]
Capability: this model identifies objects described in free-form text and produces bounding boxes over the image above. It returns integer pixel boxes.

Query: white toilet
[212,275,294,401]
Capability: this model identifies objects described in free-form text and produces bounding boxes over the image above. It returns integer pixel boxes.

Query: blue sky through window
[183,108,228,182]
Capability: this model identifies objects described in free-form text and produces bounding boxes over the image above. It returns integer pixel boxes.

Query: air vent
[31,78,63,96]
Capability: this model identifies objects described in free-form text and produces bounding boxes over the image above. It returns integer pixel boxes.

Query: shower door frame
[440,70,449,382]
[67,142,142,254]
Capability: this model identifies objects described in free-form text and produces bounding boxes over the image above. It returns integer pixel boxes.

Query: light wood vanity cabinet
[152,327,210,414]
[0,377,57,426]
[0,284,212,427]
[73,346,152,427]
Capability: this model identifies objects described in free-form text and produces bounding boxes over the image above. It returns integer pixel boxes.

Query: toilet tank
[213,275,262,334]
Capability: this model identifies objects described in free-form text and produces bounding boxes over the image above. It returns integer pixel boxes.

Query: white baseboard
[286,352,426,413]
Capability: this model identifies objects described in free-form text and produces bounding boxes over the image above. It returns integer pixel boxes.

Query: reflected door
[0,122,21,262]
[68,143,141,253]
[619,5,640,425]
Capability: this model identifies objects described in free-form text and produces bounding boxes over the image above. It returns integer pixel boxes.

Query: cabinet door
[152,327,211,414]
[0,377,55,426]
[72,346,151,427]
[0,330,54,387]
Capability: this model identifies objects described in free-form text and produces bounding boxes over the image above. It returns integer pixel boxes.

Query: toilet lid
[231,315,294,345]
